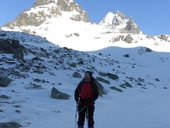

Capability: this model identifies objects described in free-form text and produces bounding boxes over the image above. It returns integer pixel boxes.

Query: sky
[0,0,169,35]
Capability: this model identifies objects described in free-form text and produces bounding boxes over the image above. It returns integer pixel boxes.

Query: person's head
[84,71,93,81]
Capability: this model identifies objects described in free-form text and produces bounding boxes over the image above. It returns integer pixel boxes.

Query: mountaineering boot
[78,125,84,128]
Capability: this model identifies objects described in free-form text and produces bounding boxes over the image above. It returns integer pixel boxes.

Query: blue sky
[0,0,169,35]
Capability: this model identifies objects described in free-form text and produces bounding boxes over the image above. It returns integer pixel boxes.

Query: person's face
[84,73,91,81]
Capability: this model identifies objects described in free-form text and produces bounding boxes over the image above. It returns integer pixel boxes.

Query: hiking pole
[75,98,80,128]
[75,103,78,128]
[85,105,89,127]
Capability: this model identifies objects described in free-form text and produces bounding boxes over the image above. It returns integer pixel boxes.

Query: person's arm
[74,82,82,102]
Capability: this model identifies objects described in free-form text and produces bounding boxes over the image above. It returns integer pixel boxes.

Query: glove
[86,98,93,103]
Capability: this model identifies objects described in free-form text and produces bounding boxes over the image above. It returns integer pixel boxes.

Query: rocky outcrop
[0,39,24,54]
[124,19,141,34]
[5,8,61,27]
[119,81,133,88]
[158,35,170,42]
[0,39,25,62]
[123,35,133,43]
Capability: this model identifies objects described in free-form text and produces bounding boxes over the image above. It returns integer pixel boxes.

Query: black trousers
[77,104,95,127]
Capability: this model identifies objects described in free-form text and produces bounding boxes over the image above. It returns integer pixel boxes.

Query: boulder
[51,87,70,100]
[123,54,130,58]
[145,47,152,52]
[0,122,22,128]
[69,62,77,68]
[72,72,82,78]
[0,76,12,87]
[0,95,10,99]
[107,73,119,80]
[98,72,107,77]
[96,77,110,84]
[77,60,84,65]
[110,86,123,92]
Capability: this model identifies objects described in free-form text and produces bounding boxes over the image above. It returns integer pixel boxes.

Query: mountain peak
[100,11,126,26]
[100,12,115,25]
[100,11,141,34]
[4,0,88,28]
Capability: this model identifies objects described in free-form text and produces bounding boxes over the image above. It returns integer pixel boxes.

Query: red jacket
[74,78,99,105]
[79,81,93,99]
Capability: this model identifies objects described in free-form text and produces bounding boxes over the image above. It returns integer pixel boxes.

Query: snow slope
[0,30,170,128]
[4,17,170,52]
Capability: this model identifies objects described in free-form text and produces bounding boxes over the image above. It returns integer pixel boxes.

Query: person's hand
[87,98,93,103]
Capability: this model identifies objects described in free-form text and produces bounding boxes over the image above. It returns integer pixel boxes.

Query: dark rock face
[51,87,70,100]
[0,39,24,54]
[0,39,25,62]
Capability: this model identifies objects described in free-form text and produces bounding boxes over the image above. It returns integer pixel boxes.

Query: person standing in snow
[74,71,99,128]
